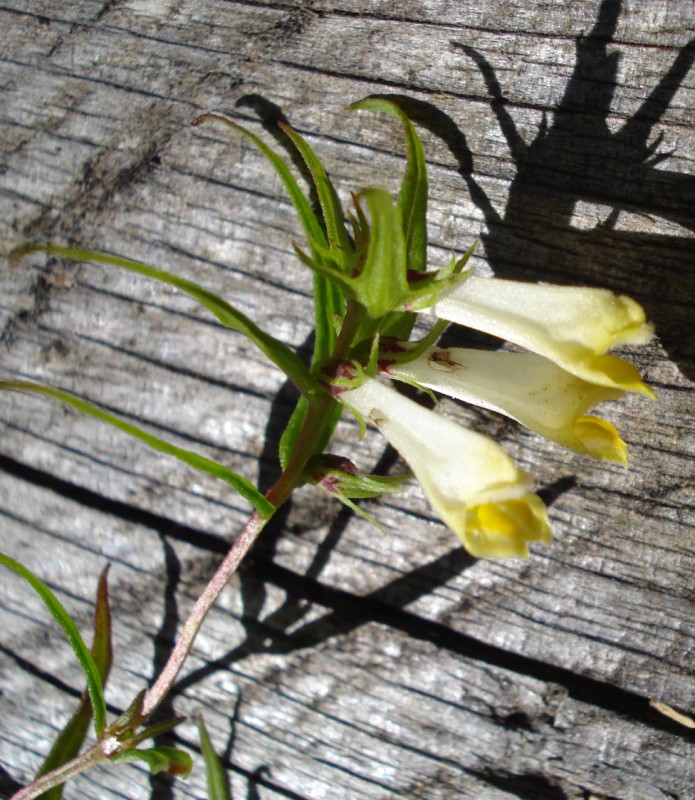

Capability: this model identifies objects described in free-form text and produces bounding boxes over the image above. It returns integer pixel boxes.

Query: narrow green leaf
[351,97,429,273]
[111,747,193,778]
[0,553,107,737]
[278,123,353,268]
[197,717,232,800]
[191,113,328,252]
[110,690,146,733]
[396,318,450,363]
[0,381,275,518]
[193,114,345,469]
[312,272,343,367]
[278,395,343,471]
[35,568,113,798]
[10,244,316,398]
[90,566,113,683]
[292,244,354,298]
[278,396,309,470]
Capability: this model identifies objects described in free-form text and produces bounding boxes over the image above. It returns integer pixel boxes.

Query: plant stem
[12,295,366,800]
[11,742,108,800]
[141,509,269,718]
[142,301,363,716]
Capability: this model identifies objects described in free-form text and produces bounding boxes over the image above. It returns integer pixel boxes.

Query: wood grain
[1,1,693,798]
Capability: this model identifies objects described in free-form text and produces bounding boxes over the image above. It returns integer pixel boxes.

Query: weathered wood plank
[1,0,694,798]
[2,474,693,800]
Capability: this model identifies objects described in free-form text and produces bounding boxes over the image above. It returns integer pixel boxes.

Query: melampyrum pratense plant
[2,96,655,798]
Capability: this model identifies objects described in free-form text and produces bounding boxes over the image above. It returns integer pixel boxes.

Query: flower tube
[339,375,551,558]
[427,275,655,395]
[389,347,629,464]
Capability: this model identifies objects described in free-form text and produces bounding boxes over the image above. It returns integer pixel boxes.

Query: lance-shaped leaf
[197,717,232,800]
[192,115,343,364]
[194,114,343,470]
[355,188,409,318]
[35,567,113,799]
[0,553,108,737]
[0,381,275,517]
[279,122,354,269]
[191,113,328,254]
[351,96,428,274]
[278,395,344,471]
[10,244,316,398]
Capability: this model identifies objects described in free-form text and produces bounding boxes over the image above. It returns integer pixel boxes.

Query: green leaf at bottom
[0,380,274,517]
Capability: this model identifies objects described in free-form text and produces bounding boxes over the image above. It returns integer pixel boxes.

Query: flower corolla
[389,347,629,464]
[339,375,551,558]
[426,275,655,396]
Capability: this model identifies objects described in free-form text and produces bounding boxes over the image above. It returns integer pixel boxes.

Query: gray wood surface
[0,1,693,798]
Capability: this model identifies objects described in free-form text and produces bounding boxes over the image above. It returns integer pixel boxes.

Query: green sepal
[384,318,450,367]
[278,122,354,269]
[110,746,193,778]
[365,332,381,378]
[307,454,409,499]
[10,243,316,398]
[351,96,428,274]
[109,690,147,733]
[35,567,113,798]
[397,243,477,313]
[307,455,410,531]
[0,553,108,738]
[331,493,384,530]
[197,717,232,800]
[377,310,416,343]
[0,380,275,518]
[119,716,187,748]
[384,371,439,406]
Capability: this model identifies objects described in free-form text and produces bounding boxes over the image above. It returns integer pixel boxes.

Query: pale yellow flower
[428,275,655,396]
[340,376,551,558]
[389,347,629,464]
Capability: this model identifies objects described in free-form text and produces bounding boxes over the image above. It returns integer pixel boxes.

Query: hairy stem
[12,743,108,800]
[14,302,368,800]
[141,509,269,718]
[143,301,363,715]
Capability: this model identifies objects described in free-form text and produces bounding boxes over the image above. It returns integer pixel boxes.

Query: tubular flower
[389,347,629,465]
[339,375,551,558]
[427,275,655,396]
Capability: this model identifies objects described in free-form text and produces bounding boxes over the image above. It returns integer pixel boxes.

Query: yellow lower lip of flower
[584,353,656,398]
[573,415,628,466]
[462,494,551,558]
